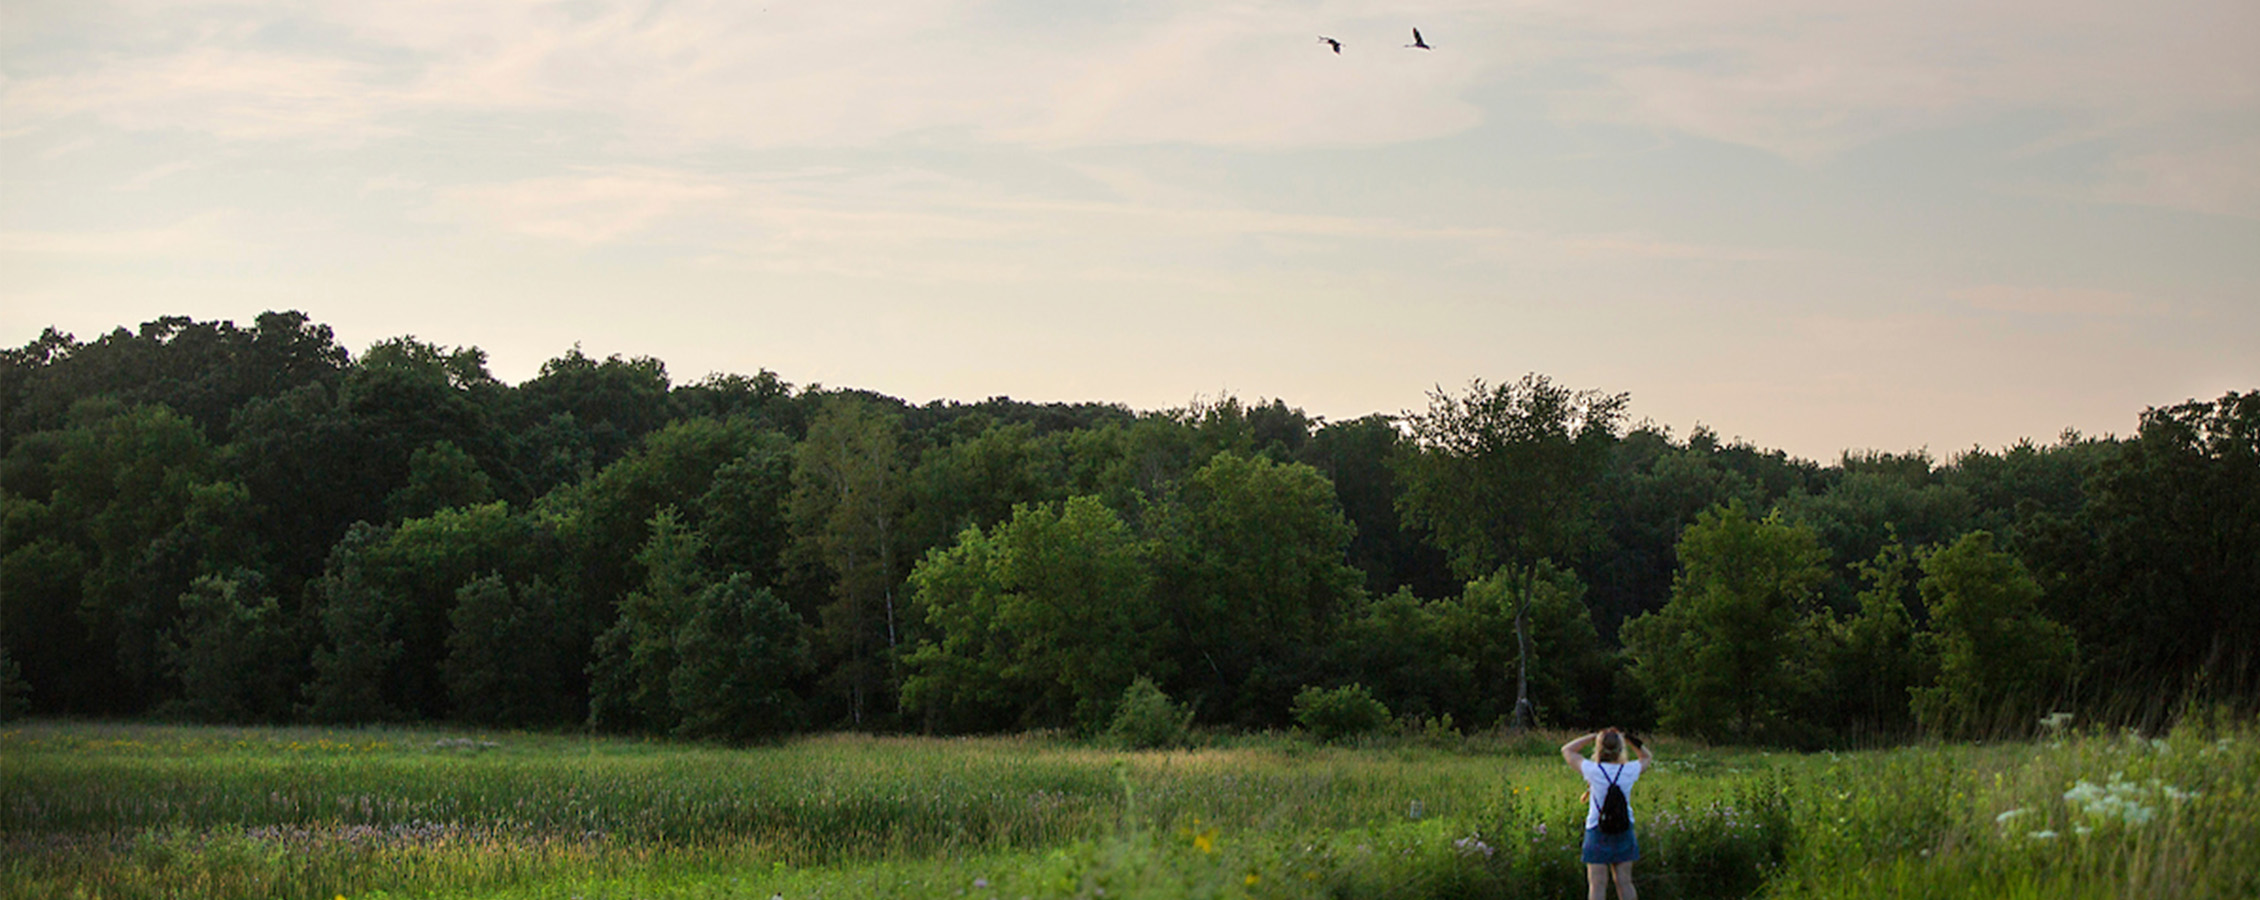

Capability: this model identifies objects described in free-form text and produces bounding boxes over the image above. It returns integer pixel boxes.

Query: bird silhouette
[1318,35,1342,54]
[1405,27,1431,49]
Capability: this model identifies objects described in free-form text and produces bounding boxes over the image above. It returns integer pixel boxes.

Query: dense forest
[1,312,2252,747]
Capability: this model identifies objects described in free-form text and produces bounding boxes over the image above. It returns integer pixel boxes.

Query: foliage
[1154,451,1362,726]
[300,502,556,720]
[1623,502,1829,744]
[1395,374,1627,728]
[670,574,811,742]
[903,496,1158,733]
[588,506,708,733]
[788,394,910,728]
[384,440,496,522]
[2040,391,2260,721]
[1395,374,1630,581]
[1911,530,2078,737]
[1293,683,1392,742]
[2,311,2253,746]
[1448,563,1614,727]
[300,526,405,723]
[1811,538,1925,741]
[443,575,577,728]
[1105,676,1193,750]
[158,571,297,723]
[1776,459,1975,610]
[1298,414,1457,600]
[0,643,32,721]
[1584,426,1775,637]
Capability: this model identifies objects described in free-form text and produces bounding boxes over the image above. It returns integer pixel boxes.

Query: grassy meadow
[2,719,2254,899]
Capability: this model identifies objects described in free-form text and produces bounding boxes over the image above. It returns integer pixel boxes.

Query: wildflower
[972,877,989,889]
[1244,873,1260,886]
[1994,808,2030,825]
[2028,830,2057,840]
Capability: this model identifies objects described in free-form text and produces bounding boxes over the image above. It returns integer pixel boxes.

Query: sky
[4,0,2256,462]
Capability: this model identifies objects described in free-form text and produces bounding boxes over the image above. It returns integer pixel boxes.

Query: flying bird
[1405,27,1431,49]
[1318,35,1342,54]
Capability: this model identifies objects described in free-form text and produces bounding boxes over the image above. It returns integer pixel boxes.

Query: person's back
[1561,729,1653,900]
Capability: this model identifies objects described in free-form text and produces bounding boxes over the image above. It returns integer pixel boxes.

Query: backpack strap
[1592,762,1622,816]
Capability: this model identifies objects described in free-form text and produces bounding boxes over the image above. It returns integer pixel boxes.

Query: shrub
[1294,683,1391,743]
[0,644,29,721]
[1107,676,1193,749]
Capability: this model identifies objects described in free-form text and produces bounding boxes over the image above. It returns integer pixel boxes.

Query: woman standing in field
[1561,728,1651,900]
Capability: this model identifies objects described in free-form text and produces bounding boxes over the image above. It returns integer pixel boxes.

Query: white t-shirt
[1579,759,1643,830]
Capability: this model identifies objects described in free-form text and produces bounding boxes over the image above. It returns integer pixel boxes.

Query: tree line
[1,312,2252,746]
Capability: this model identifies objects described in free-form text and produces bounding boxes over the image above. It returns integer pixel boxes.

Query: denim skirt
[1581,827,1640,864]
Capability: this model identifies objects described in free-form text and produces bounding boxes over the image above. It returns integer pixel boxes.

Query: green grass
[2,720,2253,899]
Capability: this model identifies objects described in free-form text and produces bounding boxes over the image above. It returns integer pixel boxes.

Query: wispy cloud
[1952,284,2168,319]
[0,211,243,256]
[4,46,409,143]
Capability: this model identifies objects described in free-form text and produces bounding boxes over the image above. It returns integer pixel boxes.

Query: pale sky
[4,0,2255,462]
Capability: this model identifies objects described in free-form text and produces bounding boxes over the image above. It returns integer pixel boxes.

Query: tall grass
[3,720,2252,899]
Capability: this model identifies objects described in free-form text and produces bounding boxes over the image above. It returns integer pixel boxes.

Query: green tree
[225,338,501,590]
[31,400,225,709]
[788,395,909,728]
[385,440,496,522]
[302,526,404,723]
[1911,530,2077,737]
[2046,392,2258,717]
[0,644,29,721]
[903,419,1058,560]
[1,311,346,451]
[1332,589,1458,724]
[670,574,810,742]
[902,496,1159,732]
[1299,415,1455,599]
[1106,676,1193,749]
[159,571,295,723]
[1776,458,1974,610]
[1444,563,1612,727]
[1586,426,1767,638]
[0,522,103,713]
[1156,451,1362,726]
[550,416,779,660]
[1622,502,1829,744]
[694,431,797,587]
[445,574,577,727]
[1395,374,1628,728]
[1291,683,1391,743]
[588,506,708,733]
[1818,538,1925,740]
[510,347,674,474]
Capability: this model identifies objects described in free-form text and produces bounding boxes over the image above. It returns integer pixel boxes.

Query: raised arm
[1629,732,1654,765]
[1560,732,1596,770]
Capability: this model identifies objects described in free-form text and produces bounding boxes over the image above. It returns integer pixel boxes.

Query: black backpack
[1596,764,1632,834]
